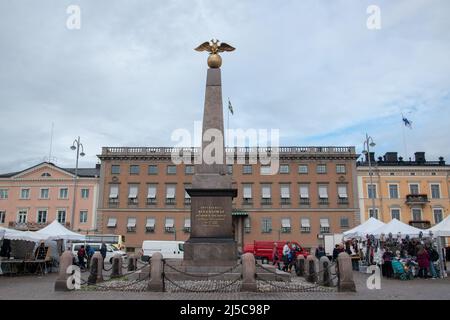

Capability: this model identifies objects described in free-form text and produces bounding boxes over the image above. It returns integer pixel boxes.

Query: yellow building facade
[357,152,450,229]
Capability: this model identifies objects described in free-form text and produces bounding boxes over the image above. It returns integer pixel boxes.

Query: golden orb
[207,54,222,68]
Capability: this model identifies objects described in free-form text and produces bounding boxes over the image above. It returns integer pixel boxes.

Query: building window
[146,218,155,233]
[433,208,443,224]
[167,165,176,175]
[183,218,191,233]
[227,165,233,175]
[57,209,66,224]
[298,165,308,174]
[41,172,51,177]
[279,164,290,174]
[260,165,272,175]
[431,184,440,199]
[409,184,419,195]
[243,184,253,204]
[244,217,251,233]
[336,164,346,174]
[318,185,329,204]
[261,217,272,233]
[127,217,137,233]
[340,217,349,229]
[80,210,88,223]
[0,211,5,224]
[59,188,69,199]
[107,217,117,228]
[184,184,191,205]
[280,184,290,204]
[320,218,330,233]
[81,188,89,199]
[316,164,327,174]
[130,165,140,175]
[299,185,310,205]
[148,165,158,175]
[367,184,377,199]
[166,185,176,205]
[281,218,291,233]
[111,165,120,175]
[147,184,157,205]
[37,210,47,224]
[109,185,119,205]
[165,218,175,233]
[391,208,400,220]
[261,184,271,205]
[17,210,27,224]
[412,208,422,221]
[337,185,348,204]
[243,165,252,174]
[40,188,49,199]
[20,188,30,199]
[185,165,194,175]
[369,208,379,219]
[128,185,139,205]
[300,218,310,233]
[389,184,399,199]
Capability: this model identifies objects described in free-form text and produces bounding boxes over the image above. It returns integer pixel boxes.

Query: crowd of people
[75,243,107,270]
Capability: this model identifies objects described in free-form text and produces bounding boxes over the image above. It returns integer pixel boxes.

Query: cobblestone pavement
[1,269,449,300]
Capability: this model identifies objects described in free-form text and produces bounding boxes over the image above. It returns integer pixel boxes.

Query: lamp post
[70,137,85,231]
[363,133,376,222]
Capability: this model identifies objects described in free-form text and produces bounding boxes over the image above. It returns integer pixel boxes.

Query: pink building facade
[0,162,99,233]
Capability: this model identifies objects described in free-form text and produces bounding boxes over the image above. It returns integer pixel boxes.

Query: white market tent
[428,215,450,237]
[0,227,49,242]
[343,217,386,240]
[370,218,425,238]
[36,220,85,241]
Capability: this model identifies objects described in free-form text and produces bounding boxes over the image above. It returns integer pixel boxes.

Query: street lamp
[70,136,85,231]
[362,133,376,222]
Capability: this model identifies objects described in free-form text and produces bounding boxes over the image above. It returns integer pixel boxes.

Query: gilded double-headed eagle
[195,39,235,68]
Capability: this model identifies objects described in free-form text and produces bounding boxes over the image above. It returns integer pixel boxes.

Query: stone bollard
[295,255,305,277]
[128,254,137,272]
[147,252,164,292]
[337,252,356,292]
[319,256,332,287]
[88,252,104,285]
[305,255,318,283]
[241,253,257,292]
[110,254,123,279]
[54,250,75,291]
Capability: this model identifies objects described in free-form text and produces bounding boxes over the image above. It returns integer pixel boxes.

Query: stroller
[391,259,414,280]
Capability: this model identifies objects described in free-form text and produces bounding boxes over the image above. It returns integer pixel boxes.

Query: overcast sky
[1,0,449,172]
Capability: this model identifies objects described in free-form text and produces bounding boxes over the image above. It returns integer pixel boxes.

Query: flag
[402,116,412,129]
[228,99,234,115]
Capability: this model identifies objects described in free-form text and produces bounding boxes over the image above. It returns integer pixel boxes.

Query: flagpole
[227,98,230,148]
[401,113,408,160]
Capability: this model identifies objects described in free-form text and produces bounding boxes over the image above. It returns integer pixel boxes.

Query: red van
[243,241,309,264]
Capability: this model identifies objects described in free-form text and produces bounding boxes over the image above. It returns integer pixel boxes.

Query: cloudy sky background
[0,0,449,172]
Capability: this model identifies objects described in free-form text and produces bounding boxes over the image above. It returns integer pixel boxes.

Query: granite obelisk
[184,40,237,266]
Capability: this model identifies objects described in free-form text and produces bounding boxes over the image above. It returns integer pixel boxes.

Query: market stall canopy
[0,227,50,242]
[36,220,85,241]
[0,228,5,239]
[370,218,425,238]
[427,215,450,237]
[343,217,385,239]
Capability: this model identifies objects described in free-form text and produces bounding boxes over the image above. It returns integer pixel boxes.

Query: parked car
[71,242,127,264]
[243,241,309,264]
[141,240,184,261]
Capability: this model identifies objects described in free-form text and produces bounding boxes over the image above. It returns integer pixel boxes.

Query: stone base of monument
[127,265,150,281]
[183,238,237,267]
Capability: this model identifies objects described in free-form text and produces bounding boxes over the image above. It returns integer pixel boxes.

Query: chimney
[439,156,445,166]
[414,152,426,164]
[384,152,398,163]
[365,152,375,163]
[95,163,101,170]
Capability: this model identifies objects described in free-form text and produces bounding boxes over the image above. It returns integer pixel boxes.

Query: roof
[0,162,100,178]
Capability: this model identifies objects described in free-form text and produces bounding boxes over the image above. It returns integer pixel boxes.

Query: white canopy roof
[370,218,425,238]
[343,217,385,239]
[36,220,85,241]
[0,227,49,242]
[428,215,450,237]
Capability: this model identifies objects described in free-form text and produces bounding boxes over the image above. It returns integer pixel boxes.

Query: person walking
[315,245,326,260]
[77,245,86,270]
[282,241,291,272]
[272,242,281,270]
[100,243,107,261]
[332,244,341,262]
[382,247,393,278]
[416,245,430,279]
[86,244,95,269]
[427,244,439,279]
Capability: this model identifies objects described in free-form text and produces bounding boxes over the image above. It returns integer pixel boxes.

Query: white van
[141,240,184,261]
[71,243,127,264]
